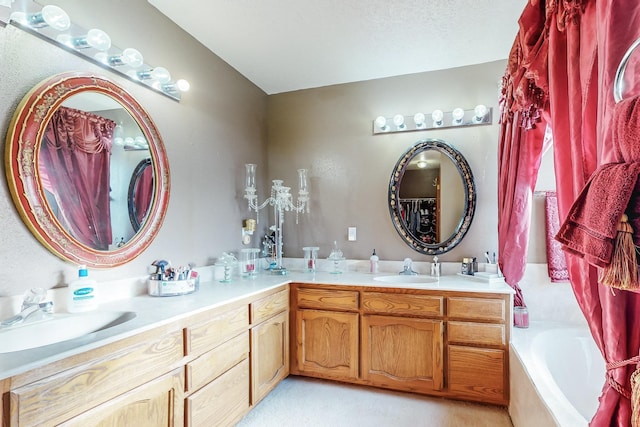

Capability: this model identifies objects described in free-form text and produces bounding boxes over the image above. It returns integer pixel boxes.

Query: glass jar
[303,246,319,272]
[514,306,529,328]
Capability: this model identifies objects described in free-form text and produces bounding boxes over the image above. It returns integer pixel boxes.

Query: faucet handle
[21,287,47,311]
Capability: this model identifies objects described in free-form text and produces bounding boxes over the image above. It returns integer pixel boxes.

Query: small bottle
[369,249,379,274]
[68,265,98,313]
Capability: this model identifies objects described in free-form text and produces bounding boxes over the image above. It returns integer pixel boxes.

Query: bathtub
[509,322,605,427]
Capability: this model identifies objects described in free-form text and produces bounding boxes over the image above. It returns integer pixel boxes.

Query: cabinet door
[448,345,506,404]
[361,315,444,392]
[294,309,359,380]
[58,368,184,427]
[251,310,289,405]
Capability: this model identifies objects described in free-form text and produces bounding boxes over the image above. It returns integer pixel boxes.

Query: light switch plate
[348,227,357,241]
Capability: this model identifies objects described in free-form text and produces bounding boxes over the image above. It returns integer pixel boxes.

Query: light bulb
[375,116,388,131]
[176,79,190,92]
[9,12,28,25]
[134,136,147,146]
[431,109,444,127]
[452,108,465,125]
[416,160,428,168]
[124,137,134,146]
[85,29,111,51]
[413,113,426,128]
[106,48,144,68]
[393,114,406,130]
[163,79,191,94]
[474,104,488,122]
[32,5,70,31]
[58,29,112,51]
[150,67,171,84]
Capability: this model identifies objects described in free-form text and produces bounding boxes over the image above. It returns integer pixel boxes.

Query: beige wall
[0,0,268,296]
[268,60,508,263]
[0,2,555,298]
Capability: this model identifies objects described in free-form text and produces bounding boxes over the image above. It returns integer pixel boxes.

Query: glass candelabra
[244,164,310,275]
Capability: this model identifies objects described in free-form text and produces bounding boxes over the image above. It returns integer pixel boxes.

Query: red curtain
[501,0,640,424]
[498,0,551,306]
[40,106,115,250]
[134,163,153,225]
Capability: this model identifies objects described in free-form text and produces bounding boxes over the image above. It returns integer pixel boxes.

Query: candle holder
[244,164,310,275]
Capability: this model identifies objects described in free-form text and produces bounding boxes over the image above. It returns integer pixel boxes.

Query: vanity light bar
[372,106,492,135]
[5,2,189,102]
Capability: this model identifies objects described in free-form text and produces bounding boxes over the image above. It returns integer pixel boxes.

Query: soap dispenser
[369,249,379,274]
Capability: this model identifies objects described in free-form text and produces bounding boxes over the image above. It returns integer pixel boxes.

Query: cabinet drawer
[362,292,443,317]
[188,305,249,356]
[9,329,184,426]
[186,331,249,392]
[447,297,506,322]
[185,358,250,427]
[251,288,289,324]
[297,288,359,311]
[448,321,505,346]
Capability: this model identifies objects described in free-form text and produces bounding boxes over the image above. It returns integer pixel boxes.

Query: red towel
[556,95,640,267]
[545,192,569,281]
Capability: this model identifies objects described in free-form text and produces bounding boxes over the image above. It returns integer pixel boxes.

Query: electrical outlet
[348,227,357,241]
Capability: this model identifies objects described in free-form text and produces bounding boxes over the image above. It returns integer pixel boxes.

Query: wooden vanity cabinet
[446,295,510,405]
[291,287,360,381]
[184,303,250,427]
[250,289,290,405]
[290,283,511,406]
[361,292,444,394]
[7,323,185,427]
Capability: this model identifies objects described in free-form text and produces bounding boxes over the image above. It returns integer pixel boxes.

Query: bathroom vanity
[0,272,512,426]
[290,279,511,405]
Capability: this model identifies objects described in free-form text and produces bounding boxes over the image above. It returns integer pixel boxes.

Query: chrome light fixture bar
[372,105,492,135]
[3,2,189,102]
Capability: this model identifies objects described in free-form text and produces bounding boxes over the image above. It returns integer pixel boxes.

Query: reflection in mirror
[5,72,170,267]
[389,139,476,255]
[128,158,153,232]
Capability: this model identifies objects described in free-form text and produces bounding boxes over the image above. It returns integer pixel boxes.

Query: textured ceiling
[148,0,527,94]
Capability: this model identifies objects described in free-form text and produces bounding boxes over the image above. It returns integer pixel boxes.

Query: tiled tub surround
[509,264,599,427]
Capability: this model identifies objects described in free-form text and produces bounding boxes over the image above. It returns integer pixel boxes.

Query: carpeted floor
[237,376,513,427]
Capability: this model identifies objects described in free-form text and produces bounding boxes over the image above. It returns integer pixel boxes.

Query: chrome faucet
[399,258,418,275]
[1,288,53,328]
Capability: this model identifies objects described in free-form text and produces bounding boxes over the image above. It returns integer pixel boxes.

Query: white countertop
[0,271,513,380]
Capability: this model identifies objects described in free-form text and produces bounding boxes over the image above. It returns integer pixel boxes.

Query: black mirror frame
[388,138,476,255]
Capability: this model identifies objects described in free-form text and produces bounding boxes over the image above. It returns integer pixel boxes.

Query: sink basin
[0,310,136,353]
[373,275,439,285]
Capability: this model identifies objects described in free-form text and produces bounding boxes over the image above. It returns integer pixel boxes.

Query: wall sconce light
[431,110,444,127]
[5,3,189,102]
[372,105,493,135]
[57,28,111,51]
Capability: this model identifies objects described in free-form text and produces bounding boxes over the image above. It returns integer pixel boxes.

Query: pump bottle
[68,265,98,312]
[369,249,379,274]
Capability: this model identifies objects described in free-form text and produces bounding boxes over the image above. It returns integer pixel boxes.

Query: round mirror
[388,139,476,255]
[5,72,170,267]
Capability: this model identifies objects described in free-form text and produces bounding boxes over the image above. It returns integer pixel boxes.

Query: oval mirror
[128,158,153,233]
[5,72,170,267]
[388,139,476,255]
